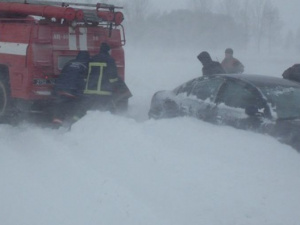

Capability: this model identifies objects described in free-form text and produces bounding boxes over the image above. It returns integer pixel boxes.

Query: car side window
[217,80,263,109]
[190,77,224,101]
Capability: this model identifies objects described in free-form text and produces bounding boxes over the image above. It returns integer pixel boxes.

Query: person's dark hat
[197,51,212,62]
[100,42,111,54]
[225,48,233,54]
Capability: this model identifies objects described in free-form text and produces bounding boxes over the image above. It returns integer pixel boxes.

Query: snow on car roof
[216,73,300,88]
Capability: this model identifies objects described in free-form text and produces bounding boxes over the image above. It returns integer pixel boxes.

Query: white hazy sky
[149,0,300,32]
[272,0,300,31]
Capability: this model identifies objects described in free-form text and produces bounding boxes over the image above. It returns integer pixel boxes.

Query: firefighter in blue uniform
[51,51,90,126]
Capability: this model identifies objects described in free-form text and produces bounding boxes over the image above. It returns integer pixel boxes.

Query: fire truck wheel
[0,80,8,118]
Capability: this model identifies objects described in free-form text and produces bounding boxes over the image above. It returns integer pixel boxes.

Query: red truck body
[0,1,126,120]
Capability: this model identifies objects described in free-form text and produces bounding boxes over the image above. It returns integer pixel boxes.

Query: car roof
[213,73,300,88]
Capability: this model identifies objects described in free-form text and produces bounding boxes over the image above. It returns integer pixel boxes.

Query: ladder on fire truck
[0,0,124,25]
[22,0,123,10]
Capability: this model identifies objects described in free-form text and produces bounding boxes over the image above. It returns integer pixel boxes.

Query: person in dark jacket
[84,42,132,112]
[54,51,90,97]
[197,51,225,76]
[282,64,300,82]
[221,48,244,74]
[51,51,90,127]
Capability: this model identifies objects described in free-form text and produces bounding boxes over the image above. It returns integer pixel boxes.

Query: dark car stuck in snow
[148,74,300,151]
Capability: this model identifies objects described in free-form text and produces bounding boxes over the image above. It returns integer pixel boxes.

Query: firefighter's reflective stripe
[110,78,118,83]
[84,62,112,95]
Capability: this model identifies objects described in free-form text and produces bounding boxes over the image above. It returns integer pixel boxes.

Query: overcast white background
[149,0,300,32]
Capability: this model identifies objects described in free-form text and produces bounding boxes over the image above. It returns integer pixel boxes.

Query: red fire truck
[0,0,127,123]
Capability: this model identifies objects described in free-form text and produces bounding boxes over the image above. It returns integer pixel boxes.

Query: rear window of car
[174,77,224,101]
[190,77,224,101]
[174,78,200,95]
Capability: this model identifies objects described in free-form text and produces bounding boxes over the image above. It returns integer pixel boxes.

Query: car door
[179,77,224,120]
[214,78,268,130]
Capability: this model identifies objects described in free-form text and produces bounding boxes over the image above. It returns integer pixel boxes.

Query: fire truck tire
[0,80,8,118]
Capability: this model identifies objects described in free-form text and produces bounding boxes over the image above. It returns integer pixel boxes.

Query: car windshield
[260,85,300,119]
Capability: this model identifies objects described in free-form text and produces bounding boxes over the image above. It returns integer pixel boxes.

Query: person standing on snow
[221,48,244,74]
[52,51,90,126]
[83,42,132,112]
[197,51,225,76]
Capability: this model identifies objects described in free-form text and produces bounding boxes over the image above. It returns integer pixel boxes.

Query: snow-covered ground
[1,46,300,225]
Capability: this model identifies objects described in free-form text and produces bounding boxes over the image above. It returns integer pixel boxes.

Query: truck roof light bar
[0,0,124,24]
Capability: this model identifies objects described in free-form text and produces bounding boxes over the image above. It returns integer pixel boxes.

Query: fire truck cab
[0,0,126,122]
